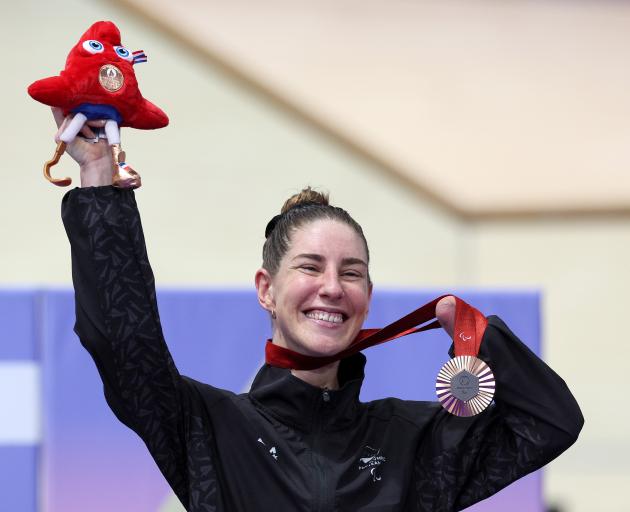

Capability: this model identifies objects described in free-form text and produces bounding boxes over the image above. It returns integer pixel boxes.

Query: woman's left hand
[436,296,456,340]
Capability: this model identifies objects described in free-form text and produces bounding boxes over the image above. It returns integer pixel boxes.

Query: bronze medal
[436,355,495,417]
[99,64,124,92]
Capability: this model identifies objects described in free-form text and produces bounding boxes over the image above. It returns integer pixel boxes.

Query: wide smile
[303,309,347,328]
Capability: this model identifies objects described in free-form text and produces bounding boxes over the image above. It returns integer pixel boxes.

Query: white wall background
[2,0,628,510]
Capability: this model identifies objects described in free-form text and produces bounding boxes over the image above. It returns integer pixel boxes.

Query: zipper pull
[322,388,331,403]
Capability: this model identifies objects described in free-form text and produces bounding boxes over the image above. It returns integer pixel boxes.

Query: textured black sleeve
[410,315,584,511]
[61,186,201,507]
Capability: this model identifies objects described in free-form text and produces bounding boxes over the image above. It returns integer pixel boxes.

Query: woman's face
[256,219,372,357]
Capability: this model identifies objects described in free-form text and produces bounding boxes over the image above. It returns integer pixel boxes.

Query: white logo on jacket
[358,446,386,482]
[257,437,278,461]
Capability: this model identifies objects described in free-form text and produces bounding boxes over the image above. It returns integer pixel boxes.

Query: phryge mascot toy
[28,21,168,188]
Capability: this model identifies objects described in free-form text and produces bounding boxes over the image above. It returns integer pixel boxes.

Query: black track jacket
[62,186,583,511]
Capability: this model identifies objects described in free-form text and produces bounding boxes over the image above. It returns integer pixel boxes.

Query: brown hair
[262,187,371,282]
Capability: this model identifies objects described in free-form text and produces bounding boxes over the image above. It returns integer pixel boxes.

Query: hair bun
[280,186,329,214]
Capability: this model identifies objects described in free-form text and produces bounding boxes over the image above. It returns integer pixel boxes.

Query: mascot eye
[82,40,104,54]
[114,46,134,62]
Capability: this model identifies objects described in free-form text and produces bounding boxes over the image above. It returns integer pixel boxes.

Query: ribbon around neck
[265,295,488,370]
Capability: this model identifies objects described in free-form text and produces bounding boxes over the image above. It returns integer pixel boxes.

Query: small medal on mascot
[27,20,169,189]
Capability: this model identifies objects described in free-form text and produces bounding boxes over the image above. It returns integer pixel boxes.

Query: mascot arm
[28,75,72,110]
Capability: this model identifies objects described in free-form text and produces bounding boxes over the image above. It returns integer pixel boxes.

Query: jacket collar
[248,353,366,433]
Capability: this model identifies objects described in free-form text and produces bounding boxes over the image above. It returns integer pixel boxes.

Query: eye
[82,40,104,54]
[114,46,134,62]
[294,263,320,275]
[342,270,363,279]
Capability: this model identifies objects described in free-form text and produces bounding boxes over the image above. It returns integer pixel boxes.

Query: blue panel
[0,290,39,360]
[157,289,271,391]
[0,446,38,512]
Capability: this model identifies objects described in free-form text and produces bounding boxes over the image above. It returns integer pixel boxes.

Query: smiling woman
[57,112,583,511]
[255,189,372,388]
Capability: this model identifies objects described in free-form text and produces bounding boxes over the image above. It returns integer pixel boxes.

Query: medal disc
[435,355,495,417]
[99,64,124,92]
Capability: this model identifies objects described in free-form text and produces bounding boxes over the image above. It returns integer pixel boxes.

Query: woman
[55,108,583,511]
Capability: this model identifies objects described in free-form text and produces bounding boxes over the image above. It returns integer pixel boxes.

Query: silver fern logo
[358,446,387,482]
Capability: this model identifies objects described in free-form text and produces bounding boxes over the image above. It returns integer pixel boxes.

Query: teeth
[306,310,344,324]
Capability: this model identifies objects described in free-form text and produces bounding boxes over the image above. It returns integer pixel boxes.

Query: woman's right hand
[52,107,114,187]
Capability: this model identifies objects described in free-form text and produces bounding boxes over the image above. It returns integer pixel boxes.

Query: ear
[254,268,275,315]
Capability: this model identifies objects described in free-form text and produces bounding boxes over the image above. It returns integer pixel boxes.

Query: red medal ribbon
[265,295,488,370]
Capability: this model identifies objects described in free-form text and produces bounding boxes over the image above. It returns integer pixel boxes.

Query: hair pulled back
[262,187,370,281]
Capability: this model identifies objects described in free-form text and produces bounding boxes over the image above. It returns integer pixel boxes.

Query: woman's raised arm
[57,108,218,507]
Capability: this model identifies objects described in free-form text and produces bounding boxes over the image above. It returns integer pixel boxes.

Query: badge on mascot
[27,21,169,189]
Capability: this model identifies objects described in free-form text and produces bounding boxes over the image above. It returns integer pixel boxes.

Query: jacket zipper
[312,389,332,511]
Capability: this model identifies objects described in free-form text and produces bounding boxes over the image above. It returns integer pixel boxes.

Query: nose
[319,268,344,300]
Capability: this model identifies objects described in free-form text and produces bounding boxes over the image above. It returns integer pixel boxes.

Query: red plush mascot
[28,20,168,188]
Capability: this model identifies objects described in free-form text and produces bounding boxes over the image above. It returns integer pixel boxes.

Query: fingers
[51,107,65,128]
[80,124,96,139]
[54,115,72,144]
[436,295,456,339]
[86,119,107,128]
[52,107,108,142]
[80,120,107,140]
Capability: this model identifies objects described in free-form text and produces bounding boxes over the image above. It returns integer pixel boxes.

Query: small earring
[271,310,277,319]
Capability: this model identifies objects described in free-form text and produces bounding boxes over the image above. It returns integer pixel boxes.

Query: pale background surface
[2,0,629,510]
[117,0,630,216]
